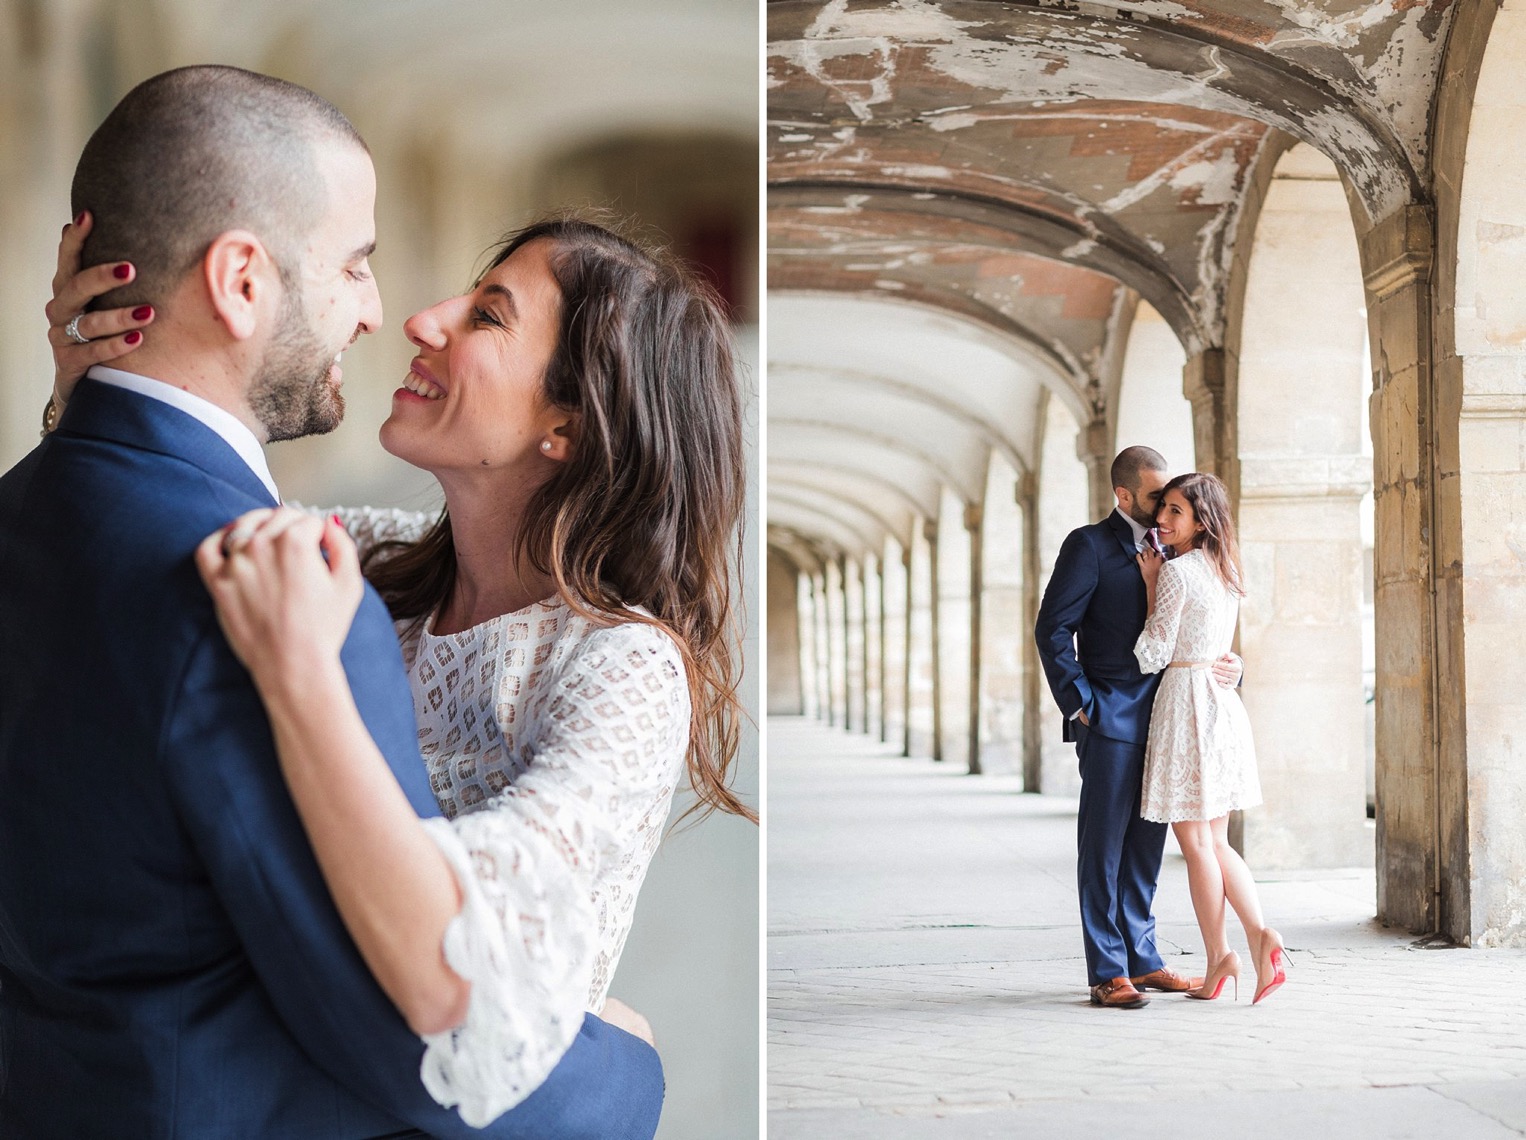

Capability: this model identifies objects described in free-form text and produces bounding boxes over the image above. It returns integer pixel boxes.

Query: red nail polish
[113,264,131,280]
[132,305,152,321]
[124,331,142,346]
[74,211,86,226]
[330,513,345,529]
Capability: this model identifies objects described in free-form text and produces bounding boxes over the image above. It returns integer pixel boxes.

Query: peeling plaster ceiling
[768,0,1456,566]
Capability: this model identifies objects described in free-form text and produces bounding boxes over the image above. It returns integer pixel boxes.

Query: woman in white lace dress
[1133,472,1287,1006]
[48,217,752,1126]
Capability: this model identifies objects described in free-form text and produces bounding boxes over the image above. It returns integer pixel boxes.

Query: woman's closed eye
[471,306,505,329]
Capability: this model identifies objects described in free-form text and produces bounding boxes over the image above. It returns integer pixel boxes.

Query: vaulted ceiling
[768,0,1460,564]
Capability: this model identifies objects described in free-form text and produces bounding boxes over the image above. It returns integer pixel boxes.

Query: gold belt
[1167,660,1213,669]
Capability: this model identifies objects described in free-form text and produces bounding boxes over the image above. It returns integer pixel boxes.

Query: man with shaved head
[0,66,661,1139]
[1035,445,1241,1010]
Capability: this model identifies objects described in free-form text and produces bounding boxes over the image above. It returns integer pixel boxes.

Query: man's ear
[203,230,278,341]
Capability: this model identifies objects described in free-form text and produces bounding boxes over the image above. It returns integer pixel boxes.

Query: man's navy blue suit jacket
[0,380,663,1139]
[1034,511,1162,747]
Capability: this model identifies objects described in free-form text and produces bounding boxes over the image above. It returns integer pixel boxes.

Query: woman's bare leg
[1172,820,1230,963]
[1209,814,1266,947]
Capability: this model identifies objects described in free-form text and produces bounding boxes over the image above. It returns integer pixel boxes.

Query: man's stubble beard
[1126,498,1157,530]
[249,279,346,444]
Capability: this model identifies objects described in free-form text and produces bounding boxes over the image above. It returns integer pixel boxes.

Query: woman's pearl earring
[540,440,553,453]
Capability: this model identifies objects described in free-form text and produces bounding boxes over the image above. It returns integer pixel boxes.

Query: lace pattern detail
[408,605,689,1123]
[1134,551,1261,823]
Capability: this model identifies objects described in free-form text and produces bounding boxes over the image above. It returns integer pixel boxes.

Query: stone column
[1020,473,1045,791]
[906,522,937,759]
[904,543,915,755]
[812,570,832,727]
[1362,204,1442,935]
[933,492,972,770]
[863,553,883,740]
[1184,349,1237,490]
[765,548,804,715]
[979,458,1027,777]
[880,539,909,748]
[1433,7,1526,944]
[825,558,848,729]
[796,569,821,721]
[843,555,865,733]
[929,518,949,762]
[965,502,984,776]
[1077,417,1114,523]
[1037,398,1090,796]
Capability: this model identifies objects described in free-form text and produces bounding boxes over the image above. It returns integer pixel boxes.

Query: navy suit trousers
[1074,725,1167,985]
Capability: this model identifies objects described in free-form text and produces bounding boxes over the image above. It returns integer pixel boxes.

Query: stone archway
[1231,142,1373,869]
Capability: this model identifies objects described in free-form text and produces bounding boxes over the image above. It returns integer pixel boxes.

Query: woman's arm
[198,508,677,1124]
[195,507,468,1035]
[1133,556,1187,675]
[287,504,439,563]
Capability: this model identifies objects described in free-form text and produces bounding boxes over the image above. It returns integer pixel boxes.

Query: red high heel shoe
[1185,950,1240,1001]
[1253,929,1289,1004]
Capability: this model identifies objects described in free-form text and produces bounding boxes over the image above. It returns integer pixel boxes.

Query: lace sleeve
[1134,558,1188,675]
[289,503,438,561]
[416,621,690,1127]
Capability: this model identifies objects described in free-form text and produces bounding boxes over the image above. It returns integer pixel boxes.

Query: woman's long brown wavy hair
[362,216,754,823]
[1158,472,1245,596]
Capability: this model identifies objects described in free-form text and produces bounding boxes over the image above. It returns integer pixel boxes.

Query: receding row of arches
[768,0,1526,947]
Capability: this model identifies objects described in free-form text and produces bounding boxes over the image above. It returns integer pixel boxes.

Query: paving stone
[768,717,1526,1137]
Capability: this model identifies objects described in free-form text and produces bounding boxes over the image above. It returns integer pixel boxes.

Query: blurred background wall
[0,2,759,1136]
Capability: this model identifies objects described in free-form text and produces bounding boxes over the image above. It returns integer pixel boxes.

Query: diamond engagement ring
[64,313,90,345]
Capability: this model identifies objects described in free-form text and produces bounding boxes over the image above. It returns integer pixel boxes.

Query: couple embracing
[0,66,750,1139]
[1036,446,1289,1011]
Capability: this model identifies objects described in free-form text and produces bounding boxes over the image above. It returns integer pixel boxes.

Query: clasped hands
[194,507,362,692]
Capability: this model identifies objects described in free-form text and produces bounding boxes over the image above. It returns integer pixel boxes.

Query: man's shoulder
[1063,516,1118,549]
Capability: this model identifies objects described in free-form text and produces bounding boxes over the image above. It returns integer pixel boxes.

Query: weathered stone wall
[1232,144,1372,870]
[1433,0,1526,946]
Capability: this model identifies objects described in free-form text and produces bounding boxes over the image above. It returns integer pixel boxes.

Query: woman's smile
[397,360,447,402]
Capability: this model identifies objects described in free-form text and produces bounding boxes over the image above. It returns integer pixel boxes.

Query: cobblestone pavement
[767,717,1526,1139]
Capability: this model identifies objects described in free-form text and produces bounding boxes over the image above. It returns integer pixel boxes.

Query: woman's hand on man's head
[45,211,154,406]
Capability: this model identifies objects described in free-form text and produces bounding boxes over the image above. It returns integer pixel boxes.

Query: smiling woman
[190,214,754,1123]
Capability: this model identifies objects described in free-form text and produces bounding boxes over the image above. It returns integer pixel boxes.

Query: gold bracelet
[40,395,61,439]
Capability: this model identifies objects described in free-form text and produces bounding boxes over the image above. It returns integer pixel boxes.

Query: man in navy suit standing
[0,67,661,1138]
[1035,446,1241,1008]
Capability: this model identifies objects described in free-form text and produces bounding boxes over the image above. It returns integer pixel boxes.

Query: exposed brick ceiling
[768,0,1457,560]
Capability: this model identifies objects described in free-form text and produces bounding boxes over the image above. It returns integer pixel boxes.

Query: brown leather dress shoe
[1130,967,1203,993]
[1089,977,1149,1008]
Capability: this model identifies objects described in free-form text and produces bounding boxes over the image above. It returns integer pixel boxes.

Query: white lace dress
[1133,549,1260,824]
[333,507,689,1126]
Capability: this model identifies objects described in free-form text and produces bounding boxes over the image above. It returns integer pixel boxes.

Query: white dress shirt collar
[1113,506,1149,549]
[86,365,280,502]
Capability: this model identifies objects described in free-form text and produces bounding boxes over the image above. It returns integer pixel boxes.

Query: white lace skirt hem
[1138,672,1261,826]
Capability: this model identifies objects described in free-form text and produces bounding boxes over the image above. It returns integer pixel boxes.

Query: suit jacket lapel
[56,378,279,507]
[1105,510,1139,560]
